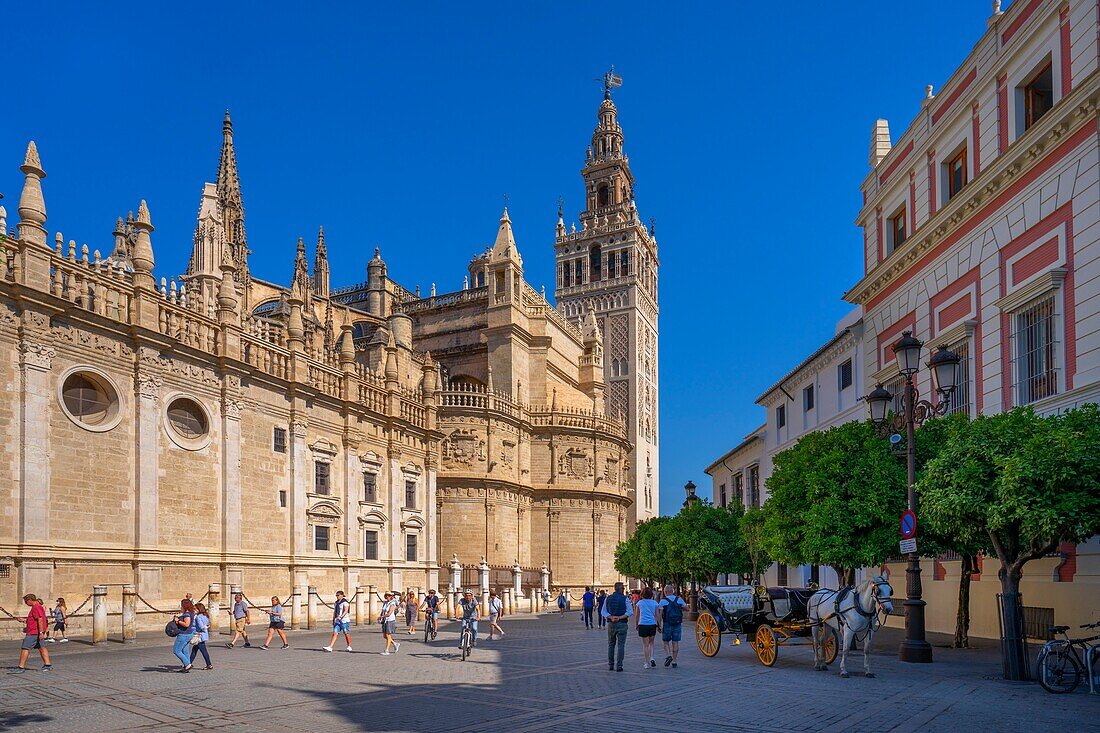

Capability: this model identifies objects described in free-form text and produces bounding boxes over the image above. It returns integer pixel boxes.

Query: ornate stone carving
[223,398,245,420]
[137,374,162,400]
[19,341,55,370]
[603,457,619,484]
[557,447,593,478]
[500,439,516,467]
[441,429,485,468]
[290,419,308,437]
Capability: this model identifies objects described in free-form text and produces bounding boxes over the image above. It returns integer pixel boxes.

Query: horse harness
[813,579,890,641]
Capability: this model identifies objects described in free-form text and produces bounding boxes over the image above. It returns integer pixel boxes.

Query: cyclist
[458,589,480,650]
[420,590,441,638]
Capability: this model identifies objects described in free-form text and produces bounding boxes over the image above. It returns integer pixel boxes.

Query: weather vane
[600,66,623,99]
[503,192,509,210]
[557,195,564,218]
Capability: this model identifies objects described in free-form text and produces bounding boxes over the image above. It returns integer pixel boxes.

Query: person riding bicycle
[420,590,441,634]
[458,589,480,649]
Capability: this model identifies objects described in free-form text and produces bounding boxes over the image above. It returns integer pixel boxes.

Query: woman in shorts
[634,587,659,669]
[49,597,68,643]
[262,596,289,649]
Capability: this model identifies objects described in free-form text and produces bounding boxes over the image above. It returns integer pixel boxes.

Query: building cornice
[846,74,1099,308]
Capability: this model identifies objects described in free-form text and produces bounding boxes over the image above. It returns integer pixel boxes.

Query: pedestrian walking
[657,584,687,668]
[602,582,632,672]
[596,589,607,628]
[49,598,68,643]
[225,593,251,648]
[404,590,418,635]
[171,599,196,672]
[189,603,213,670]
[635,587,659,669]
[323,590,353,652]
[13,595,51,674]
[556,590,567,617]
[487,590,504,639]
[581,586,595,629]
[379,592,401,655]
[262,596,289,649]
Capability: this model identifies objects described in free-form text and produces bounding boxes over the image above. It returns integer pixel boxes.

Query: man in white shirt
[379,592,401,656]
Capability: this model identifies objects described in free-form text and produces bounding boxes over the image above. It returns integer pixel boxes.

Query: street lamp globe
[683,480,698,505]
[927,345,961,397]
[866,383,893,424]
[892,331,924,376]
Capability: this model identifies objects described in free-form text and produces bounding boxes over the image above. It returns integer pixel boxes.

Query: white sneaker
[47,639,56,643]
[322,646,333,652]
[380,651,391,656]
[345,646,353,652]
[59,639,68,643]
[394,642,400,653]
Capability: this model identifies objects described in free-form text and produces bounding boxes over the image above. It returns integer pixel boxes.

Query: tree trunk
[953,554,975,648]
[997,562,1031,681]
[831,566,853,586]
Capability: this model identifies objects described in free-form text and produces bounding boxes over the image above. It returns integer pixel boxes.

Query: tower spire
[313,225,330,298]
[217,110,249,285]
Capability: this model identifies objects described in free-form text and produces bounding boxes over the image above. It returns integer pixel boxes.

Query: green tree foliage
[739,507,772,584]
[614,503,752,586]
[918,404,1100,678]
[761,420,906,584]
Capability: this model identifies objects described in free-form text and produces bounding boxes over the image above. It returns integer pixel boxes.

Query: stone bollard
[122,584,137,643]
[445,591,453,619]
[207,584,221,631]
[206,584,221,632]
[307,585,317,629]
[367,584,377,625]
[291,586,302,630]
[504,588,513,615]
[355,585,366,626]
[530,589,537,614]
[92,585,108,644]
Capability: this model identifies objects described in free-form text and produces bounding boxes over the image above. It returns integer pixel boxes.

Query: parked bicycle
[1036,620,1100,693]
[459,617,475,661]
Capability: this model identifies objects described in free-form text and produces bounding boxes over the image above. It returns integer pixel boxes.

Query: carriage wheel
[754,624,778,666]
[695,611,721,657]
[822,625,839,665]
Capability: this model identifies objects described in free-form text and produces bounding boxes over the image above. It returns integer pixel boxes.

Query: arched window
[620,251,629,275]
[476,271,485,288]
[589,245,602,281]
[597,184,610,207]
[574,259,584,285]
[562,262,571,288]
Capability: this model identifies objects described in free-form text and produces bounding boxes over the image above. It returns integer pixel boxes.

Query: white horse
[806,575,893,678]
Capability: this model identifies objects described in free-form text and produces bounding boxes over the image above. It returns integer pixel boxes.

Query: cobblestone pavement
[0,615,1096,732]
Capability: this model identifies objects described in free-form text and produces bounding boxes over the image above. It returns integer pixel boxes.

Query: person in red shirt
[15,594,52,673]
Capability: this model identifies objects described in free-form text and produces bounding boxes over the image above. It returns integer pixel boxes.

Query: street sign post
[900,509,917,540]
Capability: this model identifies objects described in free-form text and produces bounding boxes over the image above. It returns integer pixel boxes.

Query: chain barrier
[64,593,96,618]
[135,593,178,615]
[0,604,22,621]
[315,593,334,609]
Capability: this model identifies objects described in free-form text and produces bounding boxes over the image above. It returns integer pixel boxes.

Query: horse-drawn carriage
[695,584,840,667]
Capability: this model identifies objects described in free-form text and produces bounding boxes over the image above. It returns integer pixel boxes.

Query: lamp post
[683,480,701,616]
[865,332,960,664]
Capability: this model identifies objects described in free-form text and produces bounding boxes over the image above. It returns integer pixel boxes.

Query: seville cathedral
[0,82,660,619]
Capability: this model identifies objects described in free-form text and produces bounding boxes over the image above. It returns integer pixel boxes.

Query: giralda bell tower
[555,70,660,530]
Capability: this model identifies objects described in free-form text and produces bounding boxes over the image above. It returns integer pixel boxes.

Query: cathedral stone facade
[0,87,657,620]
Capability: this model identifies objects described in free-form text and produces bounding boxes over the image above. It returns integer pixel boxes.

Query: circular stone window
[58,368,122,432]
[164,396,211,450]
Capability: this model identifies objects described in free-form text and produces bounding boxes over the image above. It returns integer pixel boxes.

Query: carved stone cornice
[137,373,162,401]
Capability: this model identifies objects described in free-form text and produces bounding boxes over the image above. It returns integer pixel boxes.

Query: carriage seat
[767,587,817,618]
[703,585,755,612]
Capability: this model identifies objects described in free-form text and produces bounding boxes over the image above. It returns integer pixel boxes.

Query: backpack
[663,596,683,625]
[165,620,181,638]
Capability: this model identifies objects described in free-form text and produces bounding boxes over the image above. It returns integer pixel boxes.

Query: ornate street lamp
[865,331,960,665]
[683,480,701,616]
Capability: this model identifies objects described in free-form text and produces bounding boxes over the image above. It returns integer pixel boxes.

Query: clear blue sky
[3,1,1003,517]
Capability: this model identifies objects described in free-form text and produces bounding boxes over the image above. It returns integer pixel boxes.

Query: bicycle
[459,617,475,661]
[424,610,438,643]
[1036,620,1100,693]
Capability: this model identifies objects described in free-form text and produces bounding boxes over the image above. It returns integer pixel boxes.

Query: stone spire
[313,225,330,298]
[131,200,156,289]
[555,197,567,239]
[17,141,47,246]
[291,236,310,303]
[869,119,892,167]
[217,111,249,284]
[490,207,522,266]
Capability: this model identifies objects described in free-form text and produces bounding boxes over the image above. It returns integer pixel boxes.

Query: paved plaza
[0,614,1096,732]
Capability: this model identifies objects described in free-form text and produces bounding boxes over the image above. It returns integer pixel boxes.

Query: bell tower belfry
[555,70,660,529]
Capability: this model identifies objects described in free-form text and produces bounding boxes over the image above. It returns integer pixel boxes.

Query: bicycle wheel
[424,618,431,644]
[1038,647,1081,693]
[461,631,469,661]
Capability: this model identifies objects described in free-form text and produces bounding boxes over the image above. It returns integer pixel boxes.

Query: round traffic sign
[900,510,917,539]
